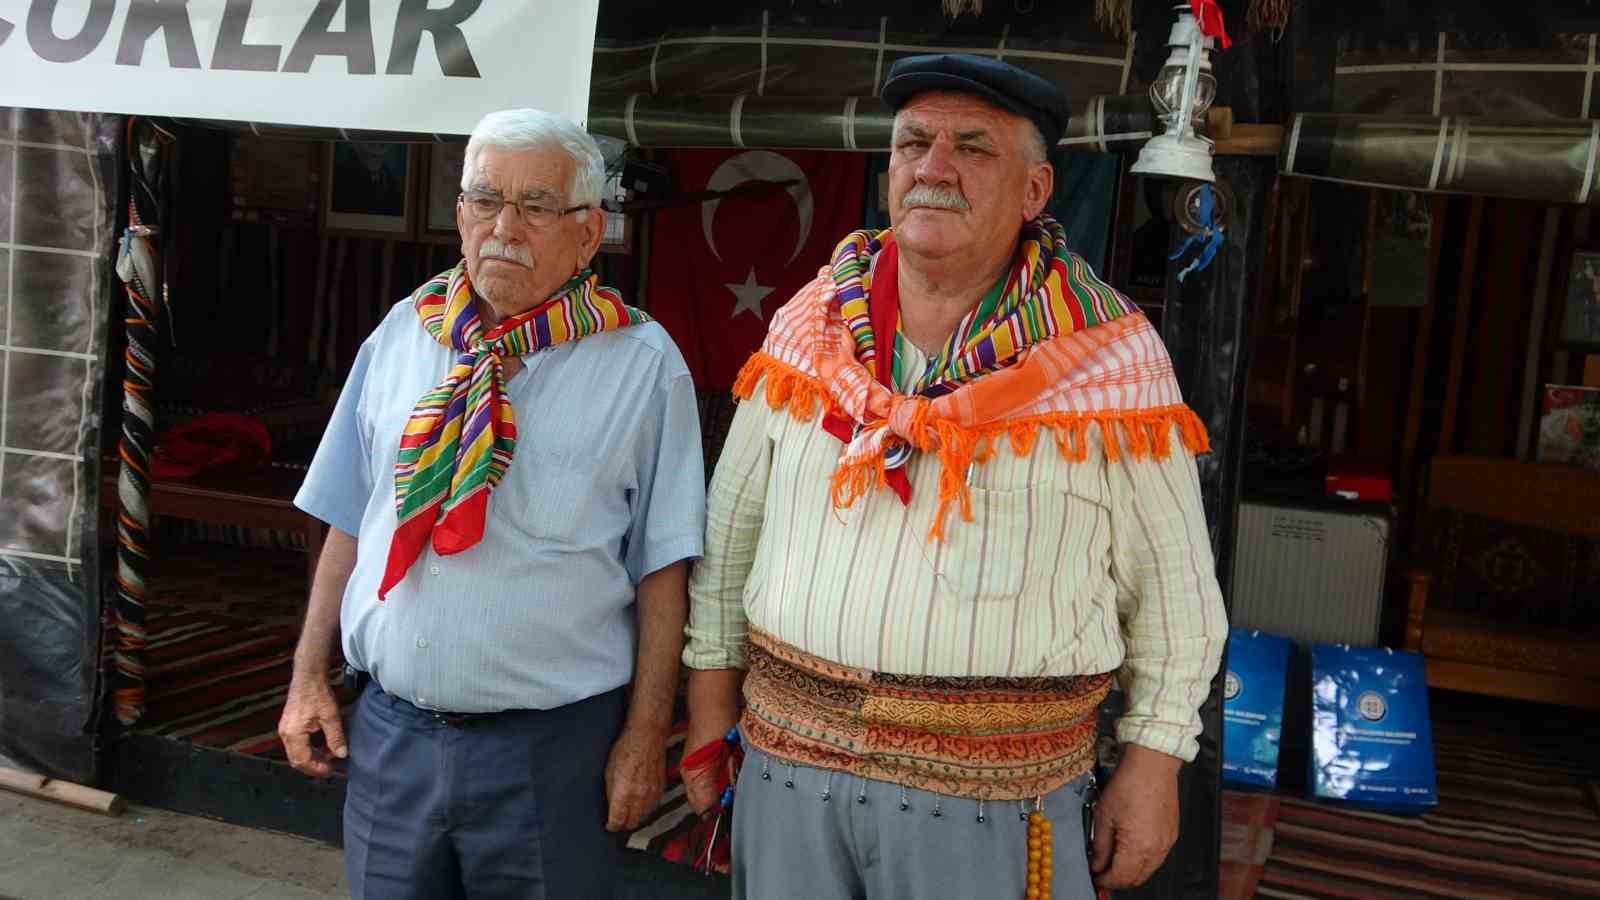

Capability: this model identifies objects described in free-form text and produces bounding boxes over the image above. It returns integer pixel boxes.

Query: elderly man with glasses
[279,108,705,899]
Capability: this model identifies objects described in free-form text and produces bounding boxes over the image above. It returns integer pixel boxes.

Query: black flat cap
[881,53,1070,149]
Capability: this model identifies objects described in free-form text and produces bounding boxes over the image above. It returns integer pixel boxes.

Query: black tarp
[0,108,119,782]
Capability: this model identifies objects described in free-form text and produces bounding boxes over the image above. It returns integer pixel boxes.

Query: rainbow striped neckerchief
[378,261,650,599]
[829,214,1135,399]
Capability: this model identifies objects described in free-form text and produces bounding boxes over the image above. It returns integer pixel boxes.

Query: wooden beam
[1214,124,1284,157]
[1205,106,1235,140]
[1397,194,1450,544]
[1425,659,1600,710]
[1282,181,1314,429]
[0,767,126,816]
[1438,197,1487,451]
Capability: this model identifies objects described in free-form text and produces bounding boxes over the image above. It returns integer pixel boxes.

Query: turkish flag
[647,149,868,390]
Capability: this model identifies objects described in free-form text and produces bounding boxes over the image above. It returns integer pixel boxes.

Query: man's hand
[605,724,667,833]
[682,668,746,815]
[278,671,347,778]
[681,713,739,815]
[1091,744,1182,890]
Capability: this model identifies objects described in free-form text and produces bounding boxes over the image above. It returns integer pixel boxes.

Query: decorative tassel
[666,727,745,876]
[1095,0,1131,39]
[733,354,1211,543]
[734,353,837,422]
[1026,806,1054,900]
[942,0,982,18]
[1247,0,1290,36]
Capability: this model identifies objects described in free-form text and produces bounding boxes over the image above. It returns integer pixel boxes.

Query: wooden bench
[102,462,324,585]
[1402,455,1600,709]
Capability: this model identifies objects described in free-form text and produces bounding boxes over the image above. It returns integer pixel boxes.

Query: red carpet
[1221,791,1280,899]
[1255,727,1600,899]
[134,605,352,760]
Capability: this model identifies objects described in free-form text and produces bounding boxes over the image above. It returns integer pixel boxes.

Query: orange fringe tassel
[732,353,1211,541]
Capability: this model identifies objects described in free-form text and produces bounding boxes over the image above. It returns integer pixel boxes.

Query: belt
[349,667,507,728]
[426,709,499,728]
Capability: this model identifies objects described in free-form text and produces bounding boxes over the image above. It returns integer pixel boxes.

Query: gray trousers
[732,746,1097,900]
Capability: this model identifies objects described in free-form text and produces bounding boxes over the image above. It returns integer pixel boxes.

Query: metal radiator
[1229,500,1391,647]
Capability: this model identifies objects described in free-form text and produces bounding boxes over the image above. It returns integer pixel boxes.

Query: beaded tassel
[1025,804,1053,900]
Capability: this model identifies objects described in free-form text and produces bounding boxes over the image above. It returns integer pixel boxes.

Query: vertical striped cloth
[379,262,651,598]
[734,214,1210,541]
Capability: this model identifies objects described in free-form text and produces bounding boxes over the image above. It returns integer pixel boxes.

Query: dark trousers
[343,679,625,900]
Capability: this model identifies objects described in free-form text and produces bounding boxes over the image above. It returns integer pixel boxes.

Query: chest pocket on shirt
[511,445,607,546]
[935,459,1107,602]
[937,484,1062,601]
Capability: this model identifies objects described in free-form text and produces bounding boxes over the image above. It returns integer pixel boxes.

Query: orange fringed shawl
[732,264,1210,541]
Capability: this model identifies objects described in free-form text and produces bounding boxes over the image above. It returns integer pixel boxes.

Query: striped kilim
[378,262,650,598]
[1252,720,1600,899]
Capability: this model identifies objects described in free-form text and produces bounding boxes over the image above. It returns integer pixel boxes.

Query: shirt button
[416,637,429,649]
[429,565,441,575]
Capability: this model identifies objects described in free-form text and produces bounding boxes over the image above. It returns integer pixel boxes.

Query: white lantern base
[1130,133,1217,183]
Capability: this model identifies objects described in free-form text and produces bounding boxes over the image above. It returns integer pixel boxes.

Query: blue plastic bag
[1222,628,1291,789]
[1309,644,1439,810]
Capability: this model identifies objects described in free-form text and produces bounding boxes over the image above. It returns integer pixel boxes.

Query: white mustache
[903,184,971,212]
[478,238,533,267]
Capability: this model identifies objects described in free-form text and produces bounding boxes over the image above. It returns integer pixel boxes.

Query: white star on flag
[726,268,776,321]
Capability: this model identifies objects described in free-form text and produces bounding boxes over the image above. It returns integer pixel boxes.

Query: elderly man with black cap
[680,54,1227,899]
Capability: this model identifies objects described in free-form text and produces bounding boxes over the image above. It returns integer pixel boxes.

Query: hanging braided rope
[111,118,173,725]
[1095,0,1132,38]
[1247,0,1290,36]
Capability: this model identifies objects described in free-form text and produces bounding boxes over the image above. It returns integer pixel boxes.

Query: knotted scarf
[732,214,1210,540]
[379,261,651,598]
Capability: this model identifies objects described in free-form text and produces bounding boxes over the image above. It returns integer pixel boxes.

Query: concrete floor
[0,794,345,900]
[0,793,727,900]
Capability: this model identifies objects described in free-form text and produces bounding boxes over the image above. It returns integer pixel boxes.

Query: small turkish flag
[647,149,868,391]
[1191,0,1232,48]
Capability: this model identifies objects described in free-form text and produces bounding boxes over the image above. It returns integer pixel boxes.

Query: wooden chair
[1402,456,1600,709]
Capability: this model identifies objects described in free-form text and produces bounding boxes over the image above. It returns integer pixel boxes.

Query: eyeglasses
[458,190,591,229]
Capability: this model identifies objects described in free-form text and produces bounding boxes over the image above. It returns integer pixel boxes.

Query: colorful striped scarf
[378,261,650,599]
[734,215,1210,540]
[832,215,1133,397]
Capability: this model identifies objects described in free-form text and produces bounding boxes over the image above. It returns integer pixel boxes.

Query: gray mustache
[479,238,533,266]
[903,184,971,212]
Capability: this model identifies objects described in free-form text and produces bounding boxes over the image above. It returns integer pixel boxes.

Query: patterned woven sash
[740,629,1111,800]
[378,262,651,598]
[733,215,1210,541]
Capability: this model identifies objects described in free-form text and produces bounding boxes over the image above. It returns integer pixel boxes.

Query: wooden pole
[0,767,126,816]
[1215,124,1284,156]
[1438,197,1487,451]
[1397,194,1451,542]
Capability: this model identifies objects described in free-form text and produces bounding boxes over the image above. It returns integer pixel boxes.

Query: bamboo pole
[0,767,126,816]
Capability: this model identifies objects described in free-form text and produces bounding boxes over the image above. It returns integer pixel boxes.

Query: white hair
[461,108,606,221]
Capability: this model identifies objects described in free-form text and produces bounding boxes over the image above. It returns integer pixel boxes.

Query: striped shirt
[685,339,1227,761]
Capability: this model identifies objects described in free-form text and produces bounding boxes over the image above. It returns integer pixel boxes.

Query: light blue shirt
[295,298,705,713]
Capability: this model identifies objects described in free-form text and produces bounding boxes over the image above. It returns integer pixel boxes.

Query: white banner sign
[0,1,599,134]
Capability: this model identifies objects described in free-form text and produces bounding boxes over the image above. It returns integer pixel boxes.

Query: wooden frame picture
[230,136,319,227]
[420,142,467,244]
[322,141,417,238]
[1558,246,1600,351]
[598,210,634,255]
